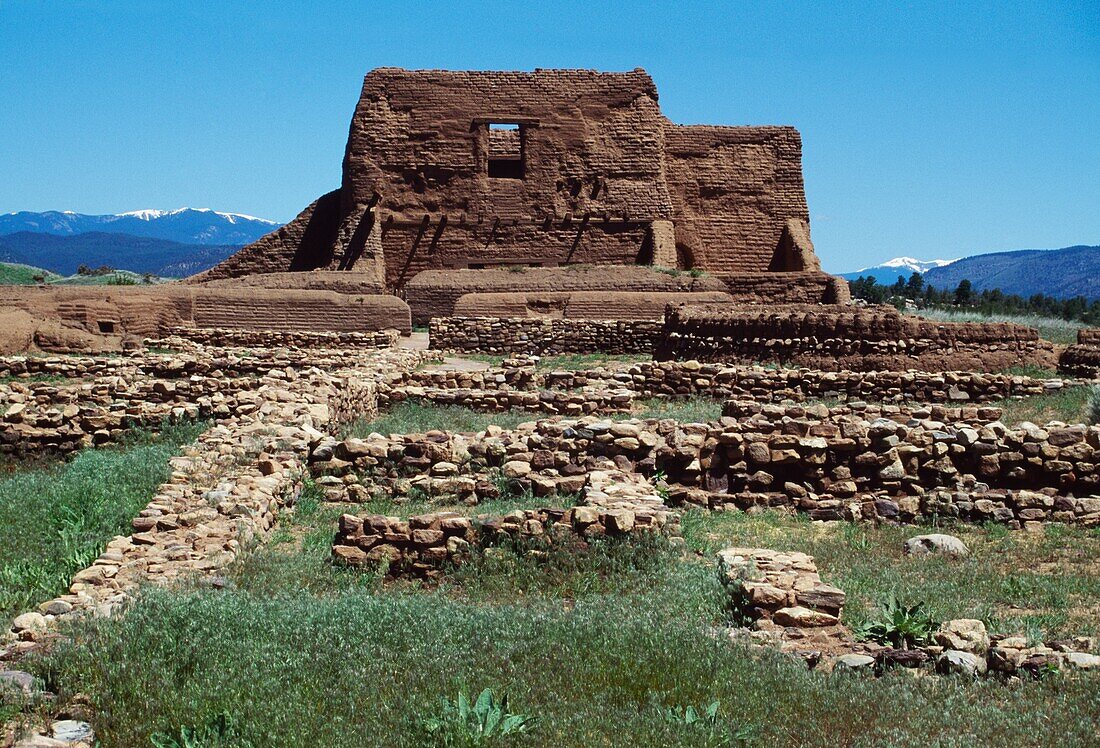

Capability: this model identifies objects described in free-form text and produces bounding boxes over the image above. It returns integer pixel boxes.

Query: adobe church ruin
[198,67,845,321]
[0,67,1077,374]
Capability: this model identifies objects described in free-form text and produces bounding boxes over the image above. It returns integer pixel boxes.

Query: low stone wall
[2,344,431,657]
[313,410,1100,529]
[655,304,1057,371]
[717,547,845,628]
[332,468,675,578]
[429,317,661,355]
[391,357,1065,405]
[164,327,399,349]
[1058,328,1100,378]
[382,385,636,416]
[0,374,261,457]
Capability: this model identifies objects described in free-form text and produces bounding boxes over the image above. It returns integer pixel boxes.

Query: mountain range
[0,208,278,245]
[842,245,1100,300]
[0,232,240,277]
[0,209,281,278]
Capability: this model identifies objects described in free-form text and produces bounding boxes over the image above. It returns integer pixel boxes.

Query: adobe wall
[0,285,411,352]
[200,67,832,300]
[663,125,810,274]
[190,289,410,334]
[719,271,840,305]
[452,291,733,320]
[197,270,385,296]
[193,190,344,282]
[429,317,660,355]
[404,266,728,325]
[655,304,1056,371]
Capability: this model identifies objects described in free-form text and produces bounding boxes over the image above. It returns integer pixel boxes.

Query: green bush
[1088,386,1100,426]
[855,596,939,650]
[420,688,535,746]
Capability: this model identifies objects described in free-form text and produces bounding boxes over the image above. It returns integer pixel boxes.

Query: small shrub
[663,700,755,747]
[150,712,250,748]
[854,596,938,650]
[421,688,535,745]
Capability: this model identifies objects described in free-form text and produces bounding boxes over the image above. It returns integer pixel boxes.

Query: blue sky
[1,1,1096,272]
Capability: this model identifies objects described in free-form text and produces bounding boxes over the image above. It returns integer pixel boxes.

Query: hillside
[0,232,238,277]
[923,245,1100,300]
[0,208,278,245]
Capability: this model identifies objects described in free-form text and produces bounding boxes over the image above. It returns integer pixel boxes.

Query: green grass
[634,396,724,423]
[26,552,1100,747]
[343,401,538,437]
[0,420,207,619]
[910,309,1085,346]
[0,262,59,285]
[0,374,72,386]
[1000,365,1060,379]
[993,386,1091,425]
[683,510,1100,642]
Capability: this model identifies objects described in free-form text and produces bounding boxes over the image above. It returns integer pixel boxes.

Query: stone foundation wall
[332,468,674,579]
[655,304,1056,371]
[313,411,1100,530]
[391,357,1065,405]
[428,317,661,355]
[163,327,399,349]
[1058,329,1100,378]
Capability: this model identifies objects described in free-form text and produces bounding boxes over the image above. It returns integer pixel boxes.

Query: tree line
[848,273,1100,326]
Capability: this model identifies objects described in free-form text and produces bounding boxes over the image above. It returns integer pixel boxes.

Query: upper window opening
[487,123,524,180]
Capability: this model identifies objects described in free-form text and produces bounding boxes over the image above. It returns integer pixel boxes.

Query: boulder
[936,649,987,676]
[935,619,989,654]
[903,534,970,558]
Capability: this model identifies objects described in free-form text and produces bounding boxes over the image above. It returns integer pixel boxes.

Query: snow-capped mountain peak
[115,208,279,225]
[857,256,957,274]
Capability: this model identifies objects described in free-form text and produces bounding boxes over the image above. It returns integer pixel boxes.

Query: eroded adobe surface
[199,67,833,310]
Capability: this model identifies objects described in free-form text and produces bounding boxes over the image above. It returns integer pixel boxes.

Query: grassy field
[343,402,540,437]
[909,308,1086,346]
[0,261,170,286]
[994,386,1094,425]
[20,492,1100,747]
[0,262,60,285]
[0,421,206,619]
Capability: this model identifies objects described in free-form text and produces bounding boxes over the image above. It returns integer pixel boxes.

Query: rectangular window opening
[487,123,524,180]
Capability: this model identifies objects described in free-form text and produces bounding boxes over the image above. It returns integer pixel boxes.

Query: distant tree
[954,279,974,306]
[906,272,924,296]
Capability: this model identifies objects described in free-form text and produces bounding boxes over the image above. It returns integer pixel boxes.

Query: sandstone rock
[502,460,531,479]
[0,670,37,696]
[51,721,94,742]
[1062,652,1100,670]
[773,606,838,628]
[833,654,875,671]
[935,619,989,654]
[936,649,987,676]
